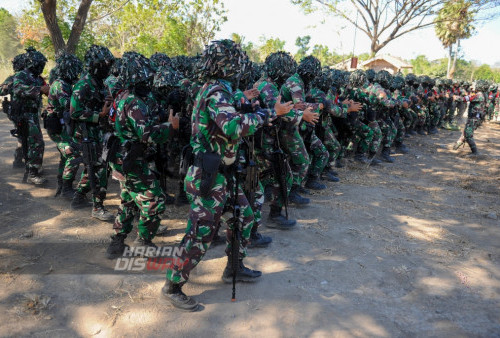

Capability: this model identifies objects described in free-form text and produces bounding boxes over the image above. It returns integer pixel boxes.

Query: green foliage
[435,0,475,48]
[474,64,500,82]
[294,35,310,61]
[0,8,22,62]
[258,36,286,61]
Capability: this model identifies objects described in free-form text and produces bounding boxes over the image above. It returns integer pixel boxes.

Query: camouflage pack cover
[264,51,297,83]
[349,69,366,88]
[119,51,153,88]
[198,39,246,81]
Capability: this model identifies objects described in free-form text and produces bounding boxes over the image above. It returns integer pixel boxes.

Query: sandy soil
[0,113,499,337]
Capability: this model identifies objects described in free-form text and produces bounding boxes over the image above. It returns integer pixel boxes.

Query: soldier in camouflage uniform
[45,52,83,198]
[487,84,497,121]
[12,47,50,184]
[257,52,310,206]
[162,40,280,311]
[70,45,115,221]
[453,80,488,155]
[390,74,410,154]
[372,71,397,162]
[0,53,28,168]
[106,52,180,258]
[281,56,327,190]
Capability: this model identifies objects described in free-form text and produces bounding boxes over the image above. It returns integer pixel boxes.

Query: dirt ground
[0,113,499,337]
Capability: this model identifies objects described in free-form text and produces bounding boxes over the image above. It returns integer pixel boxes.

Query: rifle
[243,135,259,208]
[230,163,242,302]
[271,123,289,219]
[81,124,98,196]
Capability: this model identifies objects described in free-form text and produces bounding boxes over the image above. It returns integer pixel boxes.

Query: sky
[2,0,500,66]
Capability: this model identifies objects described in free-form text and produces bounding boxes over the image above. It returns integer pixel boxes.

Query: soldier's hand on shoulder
[169,109,180,130]
[100,100,112,118]
[294,102,307,111]
[348,102,362,113]
[302,107,319,125]
[274,95,293,116]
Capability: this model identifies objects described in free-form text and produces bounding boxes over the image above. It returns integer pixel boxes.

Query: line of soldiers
[1,43,498,311]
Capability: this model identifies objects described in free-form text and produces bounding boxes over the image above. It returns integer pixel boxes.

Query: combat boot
[467,139,478,155]
[71,191,90,209]
[305,175,326,190]
[416,126,426,135]
[334,158,344,168]
[106,233,128,259]
[162,280,198,311]
[175,188,189,206]
[248,232,273,248]
[267,205,296,230]
[354,152,370,164]
[55,174,63,197]
[408,128,417,135]
[27,168,47,185]
[92,203,114,221]
[13,147,24,168]
[222,257,262,283]
[61,179,76,199]
[289,185,310,205]
[381,147,395,163]
[368,152,381,166]
[428,126,439,134]
[321,169,339,182]
[395,141,409,154]
[134,236,158,257]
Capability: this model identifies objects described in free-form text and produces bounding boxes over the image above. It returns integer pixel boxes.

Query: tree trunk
[40,0,66,54]
[446,45,452,79]
[66,0,93,54]
[449,39,459,79]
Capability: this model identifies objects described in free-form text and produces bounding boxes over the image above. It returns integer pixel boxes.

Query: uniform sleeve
[207,90,263,140]
[70,81,100,123]
[127,99,172,144]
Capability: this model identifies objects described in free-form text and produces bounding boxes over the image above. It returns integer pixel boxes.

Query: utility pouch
[179,144,194,177]
[44,114,63,135]
[197,152,221,198]
[122,142,143,174]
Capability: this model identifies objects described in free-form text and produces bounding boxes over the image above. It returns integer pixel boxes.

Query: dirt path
[0,114,499,337]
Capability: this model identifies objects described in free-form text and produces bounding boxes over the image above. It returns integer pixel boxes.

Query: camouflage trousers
[26,117,44,170]
[428,104,441,128]
[445,101,456,123]
[280,127,309,186]
[487,103,495,120]
[462,118,478,141]
[245,180,265,233]
[351,120,374,154]
[111,161,166,241]
[393,114,406,144]
[415,107,427,127]
[48,132,80,181]
[75,143,108,205]
[401,108,417,130]
[166,165,254,284]
[319,124,342,165]
[303,131,329,177]
[257,153,292,209]
[366,121,382,153]
[378,118,397,148]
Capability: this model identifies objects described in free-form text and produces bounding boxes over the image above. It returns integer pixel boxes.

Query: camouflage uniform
[70,45,114,218]
[12,48,47,182]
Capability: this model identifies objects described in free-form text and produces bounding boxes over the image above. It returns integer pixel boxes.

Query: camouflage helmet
[328,69,344,87]
[153,66,182,97]
[474,79,488,92]
[84,44,114,78]
[297,55,321,81]
[375,70,392,89]
[405,73,418,86]
[55,52,83,83]
[435,78,443,87]
[119,51,153,88]
[24,47,47,75]
[264,51,297,83]
[171,55,191,77]
[419,75,431,88]
[150,52,171,71]
[391,74,405,90]
[312,69,331,92]
[443,78,452,87]
[110,58,122,77]
[490,83,498,92]
[365,69,376,83]
[239,59,259,89]
[462,80,470,89]
[349,69,366,88]
[12,53,27,72]
[198,39,246,81]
